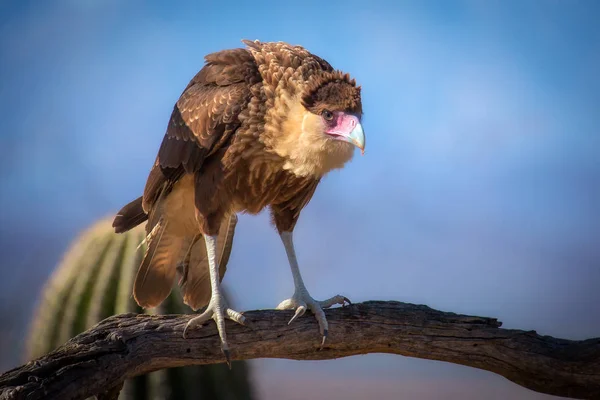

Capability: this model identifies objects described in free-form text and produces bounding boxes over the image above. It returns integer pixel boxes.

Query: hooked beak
[348,122,366,155]
[326,114,366,155]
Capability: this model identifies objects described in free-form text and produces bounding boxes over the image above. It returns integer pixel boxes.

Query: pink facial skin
[324,111,366,154]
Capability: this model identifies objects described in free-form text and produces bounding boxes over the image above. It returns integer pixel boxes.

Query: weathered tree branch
[1,301,598,400]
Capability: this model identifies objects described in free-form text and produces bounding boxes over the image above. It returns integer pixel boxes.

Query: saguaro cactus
[26,216,255,400]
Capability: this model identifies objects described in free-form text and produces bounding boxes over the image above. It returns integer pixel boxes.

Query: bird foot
[276,291,350,347]
[183,292,245,367]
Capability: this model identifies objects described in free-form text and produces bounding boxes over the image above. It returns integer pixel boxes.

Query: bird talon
[183,309,213,338]
[288,305,306,325]
[222,347,232,369]
[320,329,328,349]
[182,285,244,367]
[183,319,201,338]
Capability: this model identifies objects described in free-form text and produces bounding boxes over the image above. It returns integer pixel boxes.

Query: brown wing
[142,48,260,213]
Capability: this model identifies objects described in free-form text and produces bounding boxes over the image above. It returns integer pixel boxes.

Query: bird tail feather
[113,196,148,233]
[180,214,238,311]
[133,219,196,309]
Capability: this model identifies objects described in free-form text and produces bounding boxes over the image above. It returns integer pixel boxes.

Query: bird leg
[183,234,245,366]
[276,231,350,346]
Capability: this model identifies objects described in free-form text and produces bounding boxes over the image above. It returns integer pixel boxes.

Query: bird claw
[277,291,349,346]
[319,294,351,309]
[183,308,213,336]
[222,347,232,369]
[288,305,307,324]
[320,329,328,350]
[182,292,244,367]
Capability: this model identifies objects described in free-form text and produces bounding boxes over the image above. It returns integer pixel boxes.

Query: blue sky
[1,1,599,398]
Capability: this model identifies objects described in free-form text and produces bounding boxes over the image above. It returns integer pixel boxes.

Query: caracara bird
[113,40,365,362]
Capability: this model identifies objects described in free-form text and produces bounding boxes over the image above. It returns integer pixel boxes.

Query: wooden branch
[1,301,599,400]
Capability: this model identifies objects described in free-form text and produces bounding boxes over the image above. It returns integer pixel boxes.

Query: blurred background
[1,0,599,399]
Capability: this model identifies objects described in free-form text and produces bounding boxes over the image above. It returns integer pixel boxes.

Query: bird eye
[322,110,334,121]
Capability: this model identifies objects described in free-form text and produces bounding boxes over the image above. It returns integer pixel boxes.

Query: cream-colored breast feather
[271,98,354,178]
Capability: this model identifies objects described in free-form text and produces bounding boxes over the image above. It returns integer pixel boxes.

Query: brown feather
[181,214,237,310]
[112,196,147,233]
[133,221,195,308]
[141,48,260,214]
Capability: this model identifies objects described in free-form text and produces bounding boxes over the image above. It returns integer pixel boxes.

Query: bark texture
[1,301,598,400]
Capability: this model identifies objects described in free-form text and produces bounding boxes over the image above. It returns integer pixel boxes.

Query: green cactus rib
[25,215,255,400]
[63,234,113,341]
[27,222,107,358]
[26,245,77,358]
[143,299,169,399]
[116,229,146,315]
[160,280,198,400]
[86,233,125,328]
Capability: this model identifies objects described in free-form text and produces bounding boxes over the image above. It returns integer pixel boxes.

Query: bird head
[273,70,365,178]
[301,71,365,155]
[242,40,365,164]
